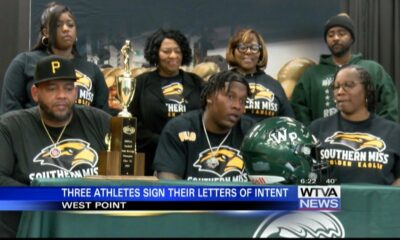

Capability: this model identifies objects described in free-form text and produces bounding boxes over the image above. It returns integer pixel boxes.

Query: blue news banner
[0,185,341,211]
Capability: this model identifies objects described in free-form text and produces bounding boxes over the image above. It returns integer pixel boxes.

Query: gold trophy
[117,40,135,118]
[99,40,144,176]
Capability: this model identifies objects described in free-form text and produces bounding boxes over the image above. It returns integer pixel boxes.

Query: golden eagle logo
[249,83,274,101]
[326,132,386,151]
[33,139,98,172]
[194,146,245,177]
[162,82,185,104]
[75,70,93,90]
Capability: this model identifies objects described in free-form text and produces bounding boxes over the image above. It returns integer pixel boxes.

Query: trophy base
[98,152,145,176]
[110,116,137,174]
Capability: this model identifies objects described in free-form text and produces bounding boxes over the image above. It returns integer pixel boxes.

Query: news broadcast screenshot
[2,0,400,238]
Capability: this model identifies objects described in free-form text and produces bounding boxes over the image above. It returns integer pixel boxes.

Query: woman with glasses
[225,28,294,122]
[128,29,203,176]
[0,3,109,114]
[309,65,400,185]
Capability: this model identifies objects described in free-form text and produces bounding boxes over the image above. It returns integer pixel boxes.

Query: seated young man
[153,70,256,182]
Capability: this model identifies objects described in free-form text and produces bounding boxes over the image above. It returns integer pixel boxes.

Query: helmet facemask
[241,117,329,185]
[309,142,331,185]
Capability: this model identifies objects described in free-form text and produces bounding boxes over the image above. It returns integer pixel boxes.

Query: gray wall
[1,0,342,96]
[0,0,30,94]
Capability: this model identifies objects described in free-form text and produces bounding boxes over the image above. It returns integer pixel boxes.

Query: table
[17,178,400,237]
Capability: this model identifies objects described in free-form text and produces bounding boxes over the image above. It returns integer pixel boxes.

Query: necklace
[202,118,232,169]
[39,109,71,159]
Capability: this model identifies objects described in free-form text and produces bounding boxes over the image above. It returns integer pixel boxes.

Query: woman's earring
[41,36,48,46]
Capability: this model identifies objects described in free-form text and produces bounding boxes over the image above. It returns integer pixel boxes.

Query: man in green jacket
[291,13,399,126]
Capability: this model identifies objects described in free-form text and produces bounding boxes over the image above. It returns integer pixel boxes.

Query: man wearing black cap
[0,55,111,237]
[291,13,398,126]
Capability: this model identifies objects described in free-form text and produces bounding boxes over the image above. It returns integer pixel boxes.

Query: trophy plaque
[99,40,144,176]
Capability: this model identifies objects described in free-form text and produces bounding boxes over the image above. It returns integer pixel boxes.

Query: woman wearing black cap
[0,2,109,114]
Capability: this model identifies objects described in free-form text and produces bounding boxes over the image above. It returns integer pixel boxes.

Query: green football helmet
[241,117,327,184]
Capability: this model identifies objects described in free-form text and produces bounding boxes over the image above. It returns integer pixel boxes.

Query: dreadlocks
[200,70,251,109]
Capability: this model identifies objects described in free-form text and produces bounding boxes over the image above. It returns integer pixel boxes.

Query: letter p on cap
[51,61,60,74]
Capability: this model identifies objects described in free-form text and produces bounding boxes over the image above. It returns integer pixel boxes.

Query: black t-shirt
[309,113,400,184]
[0,105,111,186]
[0,50,109,114]
[153,109,256,182]
[238,69,294,122]
[0,105,111,237]
[129,70,204,175]
[160,74,186,118]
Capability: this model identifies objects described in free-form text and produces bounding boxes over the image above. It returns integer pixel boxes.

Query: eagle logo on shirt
[75,70,93,90]
[33,139,98,172]
[194,146,245,177]
[249,83,274,101]
[326,132,386,152]
[162,82,185,104]
[74,70,94,106]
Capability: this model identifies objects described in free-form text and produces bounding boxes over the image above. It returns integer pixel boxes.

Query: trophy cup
[99,40,144,176]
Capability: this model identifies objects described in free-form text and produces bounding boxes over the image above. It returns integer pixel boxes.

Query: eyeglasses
[331,81,362,92]
[236,43,261,54]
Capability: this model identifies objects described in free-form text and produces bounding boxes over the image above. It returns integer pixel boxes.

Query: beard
[39,103,73,123]
[328,41,352,58]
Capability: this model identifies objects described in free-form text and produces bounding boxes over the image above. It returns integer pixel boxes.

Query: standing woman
[309,66,400,185]
[129,29,203,176]
[0,3,109,114]
[226,28,294,122]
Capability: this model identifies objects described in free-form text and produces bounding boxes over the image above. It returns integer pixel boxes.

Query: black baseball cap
[34,55,77,85]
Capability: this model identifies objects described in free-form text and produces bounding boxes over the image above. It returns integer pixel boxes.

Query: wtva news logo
[298,186,341,210]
